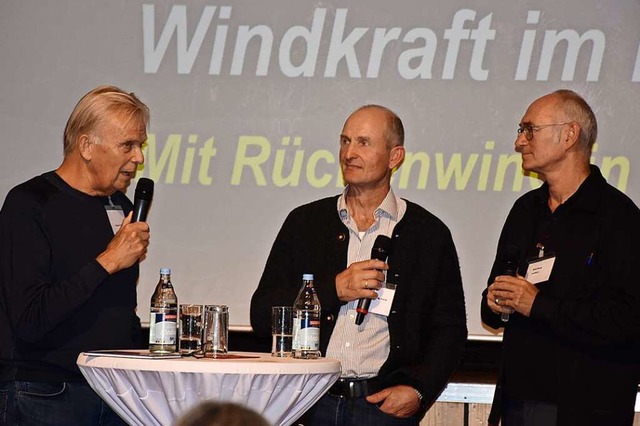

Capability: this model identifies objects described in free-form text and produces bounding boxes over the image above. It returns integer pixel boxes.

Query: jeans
[0,381,126,426]
[301,393,419,426]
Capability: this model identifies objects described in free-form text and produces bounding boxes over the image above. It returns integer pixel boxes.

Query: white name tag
[105,205,125,235]
[525,255,556,284]
[368,283,397,317]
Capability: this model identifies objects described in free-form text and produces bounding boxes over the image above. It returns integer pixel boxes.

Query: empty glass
[202,305,228,357]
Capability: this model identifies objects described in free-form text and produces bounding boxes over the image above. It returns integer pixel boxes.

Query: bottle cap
[160,268,171,275]
[302,273,314,280]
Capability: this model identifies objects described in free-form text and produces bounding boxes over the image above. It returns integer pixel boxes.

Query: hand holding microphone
[97,178,154,274]
[355,235,392,325]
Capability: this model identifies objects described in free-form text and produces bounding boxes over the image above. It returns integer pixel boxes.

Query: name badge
[105,205,125,235]
[525,254,556,284]
[368,282,397,317]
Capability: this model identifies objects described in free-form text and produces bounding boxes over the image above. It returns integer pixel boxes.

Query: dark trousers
[0,381,126,426]
[502,399,558,426]
[300,393,419,426]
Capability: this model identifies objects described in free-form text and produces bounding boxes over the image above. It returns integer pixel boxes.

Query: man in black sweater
[251,105,467,425]
[482,90,640,425]
[0,85,151,425]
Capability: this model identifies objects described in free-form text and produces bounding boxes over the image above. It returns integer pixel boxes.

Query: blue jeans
[0,381,126,426]
[303,393,419,426]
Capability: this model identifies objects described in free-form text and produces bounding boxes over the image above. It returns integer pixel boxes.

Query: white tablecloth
[77,351,340,426]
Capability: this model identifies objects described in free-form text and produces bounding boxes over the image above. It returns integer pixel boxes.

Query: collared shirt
[325,186,406,378]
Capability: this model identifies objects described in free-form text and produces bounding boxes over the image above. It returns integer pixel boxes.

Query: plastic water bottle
[292,273,321,359]
[149,268,178,353]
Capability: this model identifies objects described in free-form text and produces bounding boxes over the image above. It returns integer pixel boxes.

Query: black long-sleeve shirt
[481,166,640,425]
[0,171,142,382]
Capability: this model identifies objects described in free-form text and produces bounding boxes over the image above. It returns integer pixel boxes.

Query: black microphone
[500,245,519,323]
[355,235,392,325]
[132,178,154,222]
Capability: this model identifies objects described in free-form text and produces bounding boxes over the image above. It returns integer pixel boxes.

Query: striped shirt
[325,187,407,378]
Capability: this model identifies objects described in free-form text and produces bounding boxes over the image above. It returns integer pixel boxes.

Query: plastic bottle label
[294,312,320,350]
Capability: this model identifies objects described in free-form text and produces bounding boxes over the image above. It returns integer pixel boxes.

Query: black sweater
[0,171,142,382]
[251,195,467,411]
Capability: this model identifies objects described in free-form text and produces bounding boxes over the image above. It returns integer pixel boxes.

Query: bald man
[482,90,640,426]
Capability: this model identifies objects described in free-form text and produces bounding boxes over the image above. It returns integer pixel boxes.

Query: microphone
[355,235,392,325]
[500,245,519,323]
[132,178,154,222]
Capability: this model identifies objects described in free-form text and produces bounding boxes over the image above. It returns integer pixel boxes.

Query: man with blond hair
[0,85,151,425]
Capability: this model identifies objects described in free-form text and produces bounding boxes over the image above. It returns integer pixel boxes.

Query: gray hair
[552,89,598,151]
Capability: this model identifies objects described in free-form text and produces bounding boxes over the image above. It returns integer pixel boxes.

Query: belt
[327,377,384,399]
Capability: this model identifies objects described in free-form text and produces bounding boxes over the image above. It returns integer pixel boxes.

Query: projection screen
[1,0,639,337]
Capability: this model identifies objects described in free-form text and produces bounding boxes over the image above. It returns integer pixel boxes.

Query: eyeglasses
[517,122,571,141]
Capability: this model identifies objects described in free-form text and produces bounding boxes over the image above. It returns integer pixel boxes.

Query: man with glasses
[481,90,640,425]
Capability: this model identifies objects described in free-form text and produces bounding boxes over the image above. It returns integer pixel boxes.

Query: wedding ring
[365,280,369,289]
[495,297,500,304]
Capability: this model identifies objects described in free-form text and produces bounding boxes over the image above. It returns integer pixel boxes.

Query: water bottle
[149,268,178,353]
[292,273,321,359]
